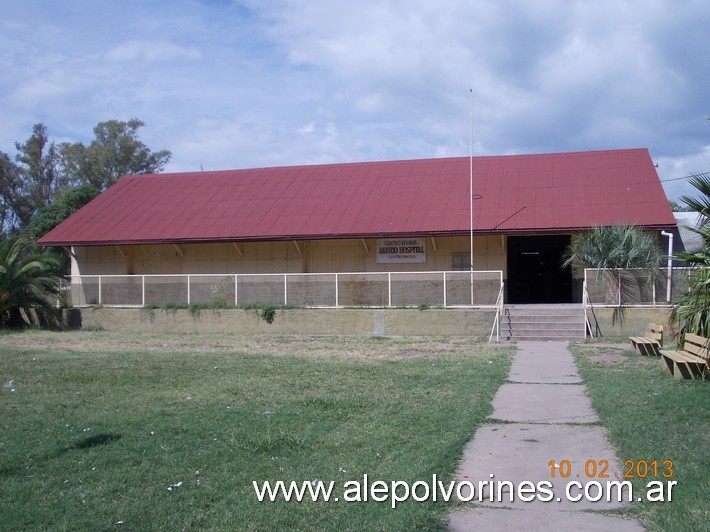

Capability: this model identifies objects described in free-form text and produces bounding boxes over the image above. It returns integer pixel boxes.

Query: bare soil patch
[587,353,628,364]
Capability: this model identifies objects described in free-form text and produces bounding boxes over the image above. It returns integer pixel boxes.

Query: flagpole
[469,89,474,305]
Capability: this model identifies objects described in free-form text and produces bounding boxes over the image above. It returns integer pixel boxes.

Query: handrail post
[618,270,621,307]
[284,274,288,306]
[335,273,339,308]
[388,272,392,307]
[443,272,447,308]
[98,275,102,305]
[141,275,145,307]
[470,271,474,307]
[652,278,656,307]
[497,281,503,341]
[234,274,238,306]
[583,280,589,338]
[488,281,504,342]
[187,274,191,305]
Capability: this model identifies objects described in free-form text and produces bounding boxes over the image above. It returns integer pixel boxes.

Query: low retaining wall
[77,307,497,337]
[588,307,674,338]
[68,306,674,339]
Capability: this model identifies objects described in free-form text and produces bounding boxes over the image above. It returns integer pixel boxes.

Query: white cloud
[657,145,710,201]
[0,0,708,189]
[105,40,201,63]
[297,123,316,136]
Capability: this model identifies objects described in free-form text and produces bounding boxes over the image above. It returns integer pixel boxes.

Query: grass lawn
[572,341,710,532]
[0,331,513,531]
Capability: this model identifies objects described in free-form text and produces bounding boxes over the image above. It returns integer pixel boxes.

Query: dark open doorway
[507,235,573,304]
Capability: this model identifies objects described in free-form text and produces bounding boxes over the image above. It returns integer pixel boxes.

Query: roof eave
[37,222,678,247]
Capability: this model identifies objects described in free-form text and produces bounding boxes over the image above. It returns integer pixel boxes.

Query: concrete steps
[502,304,586,341]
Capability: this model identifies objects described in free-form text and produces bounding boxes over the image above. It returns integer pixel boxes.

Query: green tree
[1,119,170,234]
[671,172,710,336]
[0,151,26,233]
[61,119,171,190]
[563,225,665,323]
[0,236,64,328]
[563,224,664,273]
[26,184,100,241]
[676,172,709,261]
[13,124,68,227]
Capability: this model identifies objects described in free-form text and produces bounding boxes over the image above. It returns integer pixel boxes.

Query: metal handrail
[69,270,504,279]
[582,280,602,338]
[488,281,505,343]
[583,280,591,338]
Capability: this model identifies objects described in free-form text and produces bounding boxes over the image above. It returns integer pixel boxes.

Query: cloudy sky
[2,0,708,200]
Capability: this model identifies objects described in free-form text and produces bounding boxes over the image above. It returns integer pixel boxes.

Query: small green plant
[260,305,277,324]
[160,302,180,315]
[240,303,300,323]
[209,297,228,309]
[418,303,430,311]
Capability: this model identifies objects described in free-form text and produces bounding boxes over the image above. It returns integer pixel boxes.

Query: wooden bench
[660,333,710,379]
[629,323,664,356]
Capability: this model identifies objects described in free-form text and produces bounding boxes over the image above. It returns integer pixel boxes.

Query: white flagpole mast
[469,89,474,305]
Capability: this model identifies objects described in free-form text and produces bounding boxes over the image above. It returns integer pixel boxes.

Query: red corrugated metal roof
[38,148,676,246]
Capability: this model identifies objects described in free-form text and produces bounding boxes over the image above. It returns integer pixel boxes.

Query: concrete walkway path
[449,341,644,531]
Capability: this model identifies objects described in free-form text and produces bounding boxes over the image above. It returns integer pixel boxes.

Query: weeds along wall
[74,307,673,339]
[78,307,497,337]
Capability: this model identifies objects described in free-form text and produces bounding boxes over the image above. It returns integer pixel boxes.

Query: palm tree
[0,237,64,328]
[562,224,665,324]
[675,172,709,264]
[671,172,710,337]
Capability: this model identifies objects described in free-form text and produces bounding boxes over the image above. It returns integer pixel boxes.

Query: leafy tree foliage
[562,224,664,273]
[0,151,25,232]
[0,236,64,327]
[671,172,710,336]
[563,224,665,323]
[676,172,709,261]
[672,268,710,337]
[0,119,171,235]
[0,125,66,232]
[26,184,100,241]
[61,119,171,191]
[13,124,68,228]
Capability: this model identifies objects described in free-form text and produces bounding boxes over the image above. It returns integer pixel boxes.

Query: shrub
[260,305,277,324]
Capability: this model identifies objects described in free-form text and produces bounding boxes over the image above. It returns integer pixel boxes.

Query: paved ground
[449,341,644,531]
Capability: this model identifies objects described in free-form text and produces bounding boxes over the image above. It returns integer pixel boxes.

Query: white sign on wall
[376,238,427,264]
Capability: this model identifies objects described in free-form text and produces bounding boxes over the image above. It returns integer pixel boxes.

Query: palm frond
[0,237,65,327]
